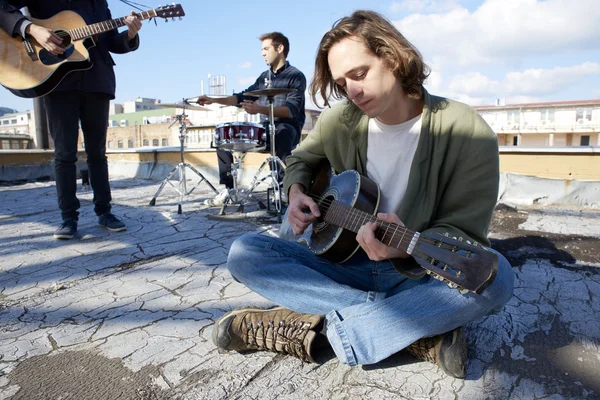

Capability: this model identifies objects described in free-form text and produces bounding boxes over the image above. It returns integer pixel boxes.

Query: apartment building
[0,110,34,149]
[475,99,600,147]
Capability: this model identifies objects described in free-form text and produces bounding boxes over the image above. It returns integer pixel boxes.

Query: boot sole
[98,224,127,232]
[54,233,75,240]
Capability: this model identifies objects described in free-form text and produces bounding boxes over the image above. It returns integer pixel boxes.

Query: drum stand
[149,113,218,214]
[218,150,266,215]
[248,95,286,223]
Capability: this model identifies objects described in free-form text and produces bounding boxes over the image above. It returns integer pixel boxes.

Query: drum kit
[147,86,296,221]
[210,86,296,222]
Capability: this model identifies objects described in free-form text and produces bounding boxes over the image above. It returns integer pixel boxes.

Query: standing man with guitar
[0,0,142,239]
[211,10,515,378]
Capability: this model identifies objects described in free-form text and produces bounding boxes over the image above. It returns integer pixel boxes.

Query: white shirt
[366,114,422,213]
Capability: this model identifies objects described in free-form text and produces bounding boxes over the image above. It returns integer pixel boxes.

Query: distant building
[109,103,124,115]
[0,110,34,149]
[475,99,600,147]
[122,97,163,114]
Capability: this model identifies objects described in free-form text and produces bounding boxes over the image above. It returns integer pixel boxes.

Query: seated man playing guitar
[211,10,515,379]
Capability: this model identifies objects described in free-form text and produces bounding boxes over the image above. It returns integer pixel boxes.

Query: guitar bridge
[22,37,38,62]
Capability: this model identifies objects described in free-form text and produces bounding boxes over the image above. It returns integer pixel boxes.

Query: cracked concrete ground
[0,178,599,400]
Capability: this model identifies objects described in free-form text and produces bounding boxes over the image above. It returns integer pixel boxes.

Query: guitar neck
[69,10,156,41]
[322,199,420,254]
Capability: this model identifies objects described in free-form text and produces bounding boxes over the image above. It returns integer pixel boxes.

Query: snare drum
[214,122,266,151]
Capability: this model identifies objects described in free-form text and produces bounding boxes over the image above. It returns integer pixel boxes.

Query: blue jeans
[227,233,515,366]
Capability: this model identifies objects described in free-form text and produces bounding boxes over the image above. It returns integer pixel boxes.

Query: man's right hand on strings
[287,184,321,235]
[27,24,64,55]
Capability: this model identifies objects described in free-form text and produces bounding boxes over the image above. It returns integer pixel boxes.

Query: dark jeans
[217,122,299,189]
[44,91,112,221]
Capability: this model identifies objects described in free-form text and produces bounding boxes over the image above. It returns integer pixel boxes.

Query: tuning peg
[444,232,449,237]
[458,237,463,241]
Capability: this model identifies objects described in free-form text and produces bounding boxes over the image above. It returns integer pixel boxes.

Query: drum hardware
[244,77,297,223]
[157,100,210,112]
[148,103,218,214]
[216,150,267,215]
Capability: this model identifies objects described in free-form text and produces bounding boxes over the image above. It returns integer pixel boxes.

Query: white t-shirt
[366,114,422,213]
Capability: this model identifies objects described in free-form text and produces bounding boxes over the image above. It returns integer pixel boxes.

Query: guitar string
[306,193,475,283]
[306,193,420,250]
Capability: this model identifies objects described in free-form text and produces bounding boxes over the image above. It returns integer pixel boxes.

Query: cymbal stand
[218,150,266,215]
[248,94,286,222]
[149,113,218,214]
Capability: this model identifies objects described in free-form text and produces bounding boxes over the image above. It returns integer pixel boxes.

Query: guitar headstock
[412,232,498,294]
[155,4,185,19]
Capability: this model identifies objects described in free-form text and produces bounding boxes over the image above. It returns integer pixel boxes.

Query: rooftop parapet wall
[1,147,599,208]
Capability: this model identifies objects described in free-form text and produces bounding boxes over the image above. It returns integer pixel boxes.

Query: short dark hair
[259,32,290,58]
[310,10,430,108]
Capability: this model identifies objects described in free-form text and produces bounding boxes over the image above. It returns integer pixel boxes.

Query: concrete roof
[0,179,598,399]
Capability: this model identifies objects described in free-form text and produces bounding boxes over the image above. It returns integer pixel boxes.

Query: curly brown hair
[310,10,430,108]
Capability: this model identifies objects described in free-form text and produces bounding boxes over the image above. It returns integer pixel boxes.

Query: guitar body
[285,161,498,294]
[0,11,93,98]
[300,165,380,263]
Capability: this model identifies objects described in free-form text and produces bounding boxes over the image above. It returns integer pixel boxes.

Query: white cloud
[239,77,256,87]
[448,62,600,98]
[394,0,600,67]
[238,61,252,69]
[390,0,462,14]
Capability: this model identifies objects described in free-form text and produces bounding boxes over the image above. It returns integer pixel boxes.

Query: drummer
[196,32,307,206]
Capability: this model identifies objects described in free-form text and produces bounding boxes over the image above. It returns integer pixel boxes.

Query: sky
[1,0,599,112]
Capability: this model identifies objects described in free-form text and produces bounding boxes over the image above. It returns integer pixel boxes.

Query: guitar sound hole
[54,30,72,48]
[38,30,75,66]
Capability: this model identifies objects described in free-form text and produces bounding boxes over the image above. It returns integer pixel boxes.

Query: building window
[10,119,17,124]
[152,139,158,146]
[10,140,20,149]
[117,140,123,148]
[512,136,518,146]
[161,138,168,146]
[128,139,134,148]
[540,109,555,123]
[143,139,149,146]
[1,140,9,148]
[581,135,590,146]
[576,108,592,123]
[107,140,114,148]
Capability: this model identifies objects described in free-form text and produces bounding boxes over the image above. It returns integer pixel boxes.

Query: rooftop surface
[0,178,599,400]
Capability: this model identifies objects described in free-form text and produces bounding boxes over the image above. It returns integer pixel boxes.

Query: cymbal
[244,87,297,97]
[158,102,210,111]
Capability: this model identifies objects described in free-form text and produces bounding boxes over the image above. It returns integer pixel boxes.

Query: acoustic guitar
[287,162,498,294]
[0,4,185,98]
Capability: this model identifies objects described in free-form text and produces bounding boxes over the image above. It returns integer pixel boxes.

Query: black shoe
[98,213,127,232]
[54,219,78,240]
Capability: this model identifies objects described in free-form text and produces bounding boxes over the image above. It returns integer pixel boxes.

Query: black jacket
[0,0,139,97]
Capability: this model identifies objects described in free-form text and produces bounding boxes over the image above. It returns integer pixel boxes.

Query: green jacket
[284,89,499,249]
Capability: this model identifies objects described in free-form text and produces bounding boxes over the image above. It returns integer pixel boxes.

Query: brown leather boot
[212,306,324,363]
[405,327,467,378]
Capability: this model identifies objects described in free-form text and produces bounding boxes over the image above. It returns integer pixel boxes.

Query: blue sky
[1,0,599,112]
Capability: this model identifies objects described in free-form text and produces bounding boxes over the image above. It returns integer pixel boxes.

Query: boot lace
[245,319,313,362]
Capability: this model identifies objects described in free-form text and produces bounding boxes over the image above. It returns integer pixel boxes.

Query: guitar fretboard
[322,199,418,252]
[69,10,156,41]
